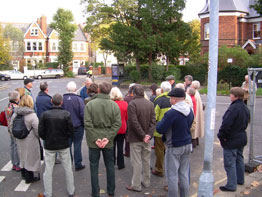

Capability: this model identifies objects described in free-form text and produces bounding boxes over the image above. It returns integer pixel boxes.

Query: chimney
[40,15,47,35]
[37,18,40,25]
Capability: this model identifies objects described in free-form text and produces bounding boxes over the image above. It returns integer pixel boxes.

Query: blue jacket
[156,101,194,147]
[217,99,250,149]
[35,91,52,118]
[80,86,88,101]
[62,93,85,128]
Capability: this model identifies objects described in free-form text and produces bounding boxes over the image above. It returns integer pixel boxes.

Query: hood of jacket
[14,106,35,116]
[155,91,169,100]
[171,100,190,116]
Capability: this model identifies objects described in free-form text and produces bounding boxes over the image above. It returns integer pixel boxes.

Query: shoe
[219,186,236,192]
[55,158,61,164]
[163,185,168,191]
[126,186,141,192]
[118,165,125,170]
[38,193,45,197]
[151,169,164,177]
[15,166,22,172]
[151,146,155,149]
[26,176,40,184]
[75,165,85,171]
[12,165,16,171]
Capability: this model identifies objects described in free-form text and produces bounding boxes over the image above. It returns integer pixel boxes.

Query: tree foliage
[250,0,262,15]
[83,0,198,81]
[50,8,77,73]
[0,26,11,66]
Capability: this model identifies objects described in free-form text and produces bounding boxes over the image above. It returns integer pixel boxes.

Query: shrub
[129,70,140,82]
[151,64,165,81]
[93,62,104,68]
[124,65,136,80]
[101,66,105,74]
[64,71,74,78]
[164,65,181,81]
[46,62,59,69]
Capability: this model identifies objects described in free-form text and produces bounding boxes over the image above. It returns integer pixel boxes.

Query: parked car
[35,69,64,79]
[78,67,87,75]
[1,70,28,80]
[0,73,11,81]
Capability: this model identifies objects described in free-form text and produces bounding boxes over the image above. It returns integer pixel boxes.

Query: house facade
[1,16,91,73]
[199,0,262,54]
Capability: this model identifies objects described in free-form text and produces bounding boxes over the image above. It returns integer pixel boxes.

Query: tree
[0,26,11,67]
[50,8,77,73]
[3,24,24,65]
[250,0,262,15]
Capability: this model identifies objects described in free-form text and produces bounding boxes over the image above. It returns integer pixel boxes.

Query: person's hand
[101,138,109,148]
[95,139,103,148]
[143,135,151,143]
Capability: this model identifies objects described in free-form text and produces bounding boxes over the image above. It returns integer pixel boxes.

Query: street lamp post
[198,0,219,196]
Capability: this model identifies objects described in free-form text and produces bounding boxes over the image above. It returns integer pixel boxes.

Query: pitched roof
[199,0,259,18]
[73,25,87,41]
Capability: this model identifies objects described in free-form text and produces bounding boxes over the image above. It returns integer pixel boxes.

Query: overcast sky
[0,0,206,24]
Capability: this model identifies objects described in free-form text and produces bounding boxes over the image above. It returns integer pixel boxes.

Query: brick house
[1,16,91,73]
[199,0,261,54]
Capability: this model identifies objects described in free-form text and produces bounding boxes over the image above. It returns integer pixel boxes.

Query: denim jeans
[113,134,125,168]
[223,148,245,190]
[89,147,115,197]
[43,148,75,197]
[69,125,84,168]
[165,144,191,197]
[10,135,19,166]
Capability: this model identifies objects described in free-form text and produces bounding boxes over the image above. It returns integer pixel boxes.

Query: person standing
[151,81,171,177]
[166,75,175,89]
[217,87,250,192]
[63,81,85,171]
[24,78,34,97]
[5,91,21,171]
[191,80,204,147]
[35,82,52,118]
[156,88,194,197]
[241,75,257,105]
[10,95,41,183]
[109,87,128,170]
[126,84,156,192]
[149,83,158,103]
[38,94,75,197]
[85,82,121,197]
[184,75,193,92]
[80,78,93,101]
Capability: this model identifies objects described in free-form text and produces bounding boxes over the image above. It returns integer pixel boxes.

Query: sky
[0,0,206,24]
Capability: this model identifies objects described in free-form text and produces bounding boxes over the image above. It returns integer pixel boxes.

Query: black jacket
[217,99,250,149]
[38,106,74,150]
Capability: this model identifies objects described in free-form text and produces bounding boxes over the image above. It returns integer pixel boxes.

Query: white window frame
[30,28,38,36]
[72,41,86,52]
[25,40,44,52]
[204,23,209,40]
[49,41,59,52]
[253,23,260,39]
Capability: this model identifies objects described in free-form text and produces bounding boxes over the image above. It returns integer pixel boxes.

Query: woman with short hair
[10,95,41,183]
[110,87,128,170]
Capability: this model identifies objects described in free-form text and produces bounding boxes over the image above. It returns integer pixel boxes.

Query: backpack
[12,114,32,139]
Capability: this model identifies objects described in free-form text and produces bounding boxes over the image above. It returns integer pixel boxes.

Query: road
[0,77,261,197]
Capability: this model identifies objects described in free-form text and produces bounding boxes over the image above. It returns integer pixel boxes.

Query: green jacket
[154,92,171,137]
[84,93,121,148]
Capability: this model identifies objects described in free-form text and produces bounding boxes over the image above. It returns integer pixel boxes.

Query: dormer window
[204,23,209,40]
[253,23,260,39]
[30,28,38,36]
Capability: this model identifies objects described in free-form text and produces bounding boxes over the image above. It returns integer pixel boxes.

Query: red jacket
[115,100,128,134]
[190,95,197,116]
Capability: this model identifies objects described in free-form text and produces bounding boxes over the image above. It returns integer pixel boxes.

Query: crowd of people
[3,73,252,197]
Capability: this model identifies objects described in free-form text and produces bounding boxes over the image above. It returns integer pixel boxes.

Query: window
[80,43,85,51]
[38,42,43,51]
[30,28,38,36]
[27,42,31,50]
[73,43,78,51]
[204,23,209,40]
[51,42,58,51]
[33,42,37,51]
[253,23,260,39]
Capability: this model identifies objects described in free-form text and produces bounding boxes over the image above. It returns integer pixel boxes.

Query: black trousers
[21,168,34,182]
[113,134,125,168]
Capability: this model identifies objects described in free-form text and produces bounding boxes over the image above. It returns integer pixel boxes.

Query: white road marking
[0,97,9,102]
[14,180,31,191]
[0,176,5,183]
[11,83,19,85]
[1,161,12,171]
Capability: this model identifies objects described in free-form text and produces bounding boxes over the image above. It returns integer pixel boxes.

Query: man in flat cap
[156,88,194,197]
[24,78,34,97]
[166,75,175,89]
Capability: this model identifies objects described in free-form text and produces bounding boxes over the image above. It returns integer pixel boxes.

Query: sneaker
[12,165,16,171]
[26,177,40,184]
[15,166,22,172]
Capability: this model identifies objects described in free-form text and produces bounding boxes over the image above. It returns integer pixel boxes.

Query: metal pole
[198,0,219,196]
